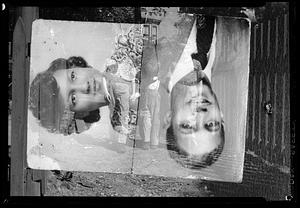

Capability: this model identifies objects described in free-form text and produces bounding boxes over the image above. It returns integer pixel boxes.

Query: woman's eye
[201,99,210,104]
[205,121,220,132]
[71,94,76,106]
[70,71,76,81]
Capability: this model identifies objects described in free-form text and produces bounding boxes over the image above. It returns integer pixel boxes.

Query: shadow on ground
[200,152,291,200]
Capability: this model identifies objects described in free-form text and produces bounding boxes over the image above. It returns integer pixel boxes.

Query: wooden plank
[281,72,289,167]
[262,72,270,160]
[271,73,277,163]
[245,24,256,152]
[10,7,42,196]
[260,22,264,60]
[254,23,262,64]
[272,14,285,166]
[263,20,271,163]
[267,20,271,58]
[275,17,279,59]
[9,42,12,57]
[257,73,263,156]
[283,13,288,57]
[280,73,285,158]
[251,22,262,154]
[10,17,27,196]
[251,73,257,152]
[283,18,290,167]
[269,18,277,72]
[253,24,257,62]
[274,73,284,166]
[283,71,290,168]
[22,7,43,196]
[277,13,285,74]
[267,19,277,164]
[259,20,269,160]
[245,74,252,151]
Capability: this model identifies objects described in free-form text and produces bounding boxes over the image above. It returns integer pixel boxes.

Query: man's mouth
[93,79,97,93]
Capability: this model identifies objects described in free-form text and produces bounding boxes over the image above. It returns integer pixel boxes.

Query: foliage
[141,7,167,17]
[39,7,140,23]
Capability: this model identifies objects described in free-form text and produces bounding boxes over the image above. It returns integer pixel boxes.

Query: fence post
[10,7,45,196]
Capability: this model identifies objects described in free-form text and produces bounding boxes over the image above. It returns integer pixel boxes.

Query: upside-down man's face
[170,75,223,159]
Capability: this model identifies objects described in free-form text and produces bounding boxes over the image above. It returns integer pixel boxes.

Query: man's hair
[166,123,225,169]
[29,56,100,135]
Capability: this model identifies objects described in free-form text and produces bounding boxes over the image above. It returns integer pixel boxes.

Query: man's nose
[194,105,208,113]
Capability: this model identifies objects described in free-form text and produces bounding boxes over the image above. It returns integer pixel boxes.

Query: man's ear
[220,111,225,129]
[163,111,172,129]
[220,111,224,120]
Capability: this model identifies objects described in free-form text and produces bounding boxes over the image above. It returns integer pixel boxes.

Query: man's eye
[178,123,194,134]
[201,99,210,104]
[71,94,76,106]
[180,123,193,129]
[205,121,220,132]
[70,71,76,81]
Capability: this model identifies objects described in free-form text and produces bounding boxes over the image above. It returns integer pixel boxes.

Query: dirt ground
[44,151,290,198]
[45,170,212,197]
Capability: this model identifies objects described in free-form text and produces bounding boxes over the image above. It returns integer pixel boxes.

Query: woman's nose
[71,81,90,93]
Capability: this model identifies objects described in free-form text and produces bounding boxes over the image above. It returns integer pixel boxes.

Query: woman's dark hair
[67,56,89,69]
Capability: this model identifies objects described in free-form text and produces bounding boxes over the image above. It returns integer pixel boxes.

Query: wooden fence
[246,12,290,168]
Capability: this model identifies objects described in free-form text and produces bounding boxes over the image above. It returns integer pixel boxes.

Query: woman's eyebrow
[67,70,73,81]
[67,93,73,107]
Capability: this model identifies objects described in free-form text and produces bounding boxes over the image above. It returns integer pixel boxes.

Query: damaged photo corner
[26,9,251,183]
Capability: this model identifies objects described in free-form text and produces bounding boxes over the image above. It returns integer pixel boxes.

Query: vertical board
[10,17,27,196]
[283,72,290,168]
[274,73,284,165]
[271,72,278,163]
[283,13,290,168]
[266,18,277,163]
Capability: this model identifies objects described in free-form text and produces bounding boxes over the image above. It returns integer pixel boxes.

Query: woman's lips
[93,79,97,93]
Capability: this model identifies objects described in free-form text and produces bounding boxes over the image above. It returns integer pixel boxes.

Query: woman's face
[53,67,109,112]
